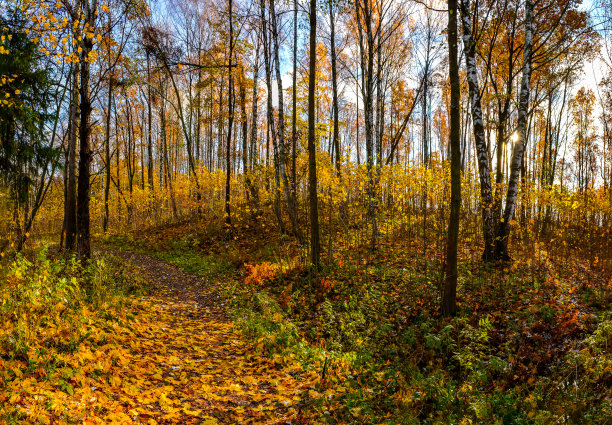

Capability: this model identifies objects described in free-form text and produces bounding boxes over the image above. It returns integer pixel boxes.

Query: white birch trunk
[460,0,496,260]
[496,0,534,259]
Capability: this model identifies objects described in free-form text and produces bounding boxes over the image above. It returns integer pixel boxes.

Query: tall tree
[460,0,497,261]
[291,0,299,197]
[269,0,301,240]
[260,0,285,233]
[308,0,321,268]
[248,39,261,216]
[225,0,234,230]
[495,0,534,260]
[146,50,154,191]
[329,0,341,176]
[65,63,79,250]
[355,0,378,250]
[442,0,461,316]
[102,69,113,233]
[0,11,61,251]
[75,0,99,261]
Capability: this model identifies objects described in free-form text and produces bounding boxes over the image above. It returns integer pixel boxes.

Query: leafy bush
[236,292,301,355]
[541,316,612,424]
[0,248,148,423]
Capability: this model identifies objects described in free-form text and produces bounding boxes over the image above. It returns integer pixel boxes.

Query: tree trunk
[493,11,517,221]
[356,0,378,250]
[140,109,145,191]
[422,43,430,166]
[292,0,298,197]
[239,71,256,212]
[330,2,340,176]
[65,63,79,251]
[442,0,461,317]
[103,78,113,233]
[495,0,534,260]
[270,0,301,240]
[225,0,234,230]
[126,98,134,194]
[167,69,199,187]
[375,36,382,168]
[260,0,285,233]
[147,52,154,191]
[161,92,178,218]
[249,40,261,216]
[76,4,95,261]
[308,0,321,269]
[460,0,496,261]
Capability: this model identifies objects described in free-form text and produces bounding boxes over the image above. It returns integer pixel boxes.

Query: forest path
[98,248,312,425]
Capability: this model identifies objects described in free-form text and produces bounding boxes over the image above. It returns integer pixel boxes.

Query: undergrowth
[100,222,611,424]
[0,247,150,423]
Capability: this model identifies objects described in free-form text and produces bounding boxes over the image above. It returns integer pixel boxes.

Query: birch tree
[495,0,534,260]
[460,0,497,261]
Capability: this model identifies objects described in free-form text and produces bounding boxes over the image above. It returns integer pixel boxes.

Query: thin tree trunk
[308,0,321,268]
[356,58,360,167]
[161,94,178,218]
[196,68,202,166]
[103,78,113,233]
[330,2,340,176]
[270,0,301,240]
[209,83,214,170]
[292,0,298,196]
[225,0,234,230]
[422,49,430,165]
[249,40,261,216]
[260,0,285,233]
[375,37,383,168]
[140,109,145,191]
[147,52,154,190]
[126,99,134,195]
[65,63,79,251]
[60,146,67,249]
[164,61,200,191]
[460,0,496,261]
[76,4,95,261]
[356,0,378,250]
[251,41,260,166]
[495,0,534,260]
[493,11,517,220]
[442,0,461,316]
[218,73,225,171]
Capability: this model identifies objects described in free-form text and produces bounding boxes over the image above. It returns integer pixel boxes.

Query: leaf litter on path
[92,249,318,424]
[2,249,317,424]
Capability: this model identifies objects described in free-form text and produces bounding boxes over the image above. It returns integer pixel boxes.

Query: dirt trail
[103,249,227,314]
[98,248,313,425]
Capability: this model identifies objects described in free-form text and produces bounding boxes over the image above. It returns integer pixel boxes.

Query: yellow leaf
[109,375,121,387]
[183,407,201,416]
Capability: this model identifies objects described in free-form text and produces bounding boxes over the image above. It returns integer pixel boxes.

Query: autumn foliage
[1,0,612,423]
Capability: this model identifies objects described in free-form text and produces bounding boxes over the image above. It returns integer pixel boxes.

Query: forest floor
[2,219,609,424]
[94,220,611,424]
[90,248,316,424]
[0,244,319,424]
